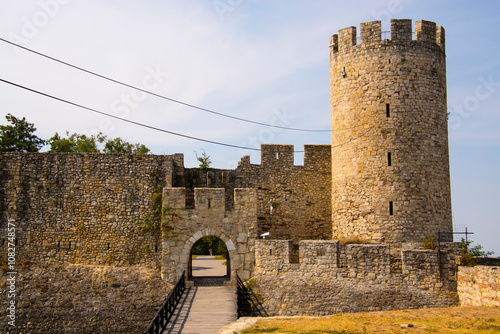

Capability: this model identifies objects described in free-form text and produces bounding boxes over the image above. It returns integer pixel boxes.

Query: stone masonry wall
[161,187,258,283]
[0,152,183,267]
[168,144,331,244]
[458,266,500,307]
[235,144,332,242]
[0,147,332,280]
[0,261,172,333]
[252,240,460,316]
[330,19,452,244]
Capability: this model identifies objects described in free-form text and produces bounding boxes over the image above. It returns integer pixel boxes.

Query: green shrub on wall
[423,237,436,250]
[459,238,495,267]
[135,187,164,233]
[135,187,188,238]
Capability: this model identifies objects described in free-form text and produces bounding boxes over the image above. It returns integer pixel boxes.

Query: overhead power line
[1,78,373,154]
[0,37,331,133]
[0,78,261,151]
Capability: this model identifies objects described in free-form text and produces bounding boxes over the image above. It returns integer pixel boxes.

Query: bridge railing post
[143,270,186,334]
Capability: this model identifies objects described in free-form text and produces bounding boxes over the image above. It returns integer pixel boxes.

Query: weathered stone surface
[330,19,452,245]
[458,266,500,307]
[0,261,171,333]
[234,144,332,242]
[0,153,184,267]
[252,240,460,315]
[161,188,258,284]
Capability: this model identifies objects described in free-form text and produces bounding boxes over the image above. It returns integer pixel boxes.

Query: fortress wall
[235,144,332,242]
[0,261,171,333]
[183,168,237,210]
[0,152,183,267]
[458,266,500,307]
[253,240,459,315]
[0,146,332,279]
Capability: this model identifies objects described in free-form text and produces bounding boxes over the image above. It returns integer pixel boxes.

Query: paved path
[163,256,236,334]
[191,255,227,277]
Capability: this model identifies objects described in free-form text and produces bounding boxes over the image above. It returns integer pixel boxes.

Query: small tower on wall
[330,19,452,245]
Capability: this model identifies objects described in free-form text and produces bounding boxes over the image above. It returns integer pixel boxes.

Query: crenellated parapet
[238,144,331,170]
[234,144,332,242]
[330,19,445,54]
[162,187,256,216]
[260,144,295,168]
[253,239,460,315]
[255,239,458,282]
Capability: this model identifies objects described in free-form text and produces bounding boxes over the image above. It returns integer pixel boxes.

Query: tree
[194,149,212,170]
[49,132,150,154]
[459,238,495,267]
[48,131,106,153]
[103,137,150,154]
[191,236,227,257]
[459,238,495,257]
[0,114,46,152]
[47,132,75,152]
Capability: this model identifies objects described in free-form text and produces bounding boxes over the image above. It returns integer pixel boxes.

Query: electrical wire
[0,78,373,154]
[0,38,331,133]
[0,78,260,151]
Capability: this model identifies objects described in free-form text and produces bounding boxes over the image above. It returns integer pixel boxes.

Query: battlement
[162,187,257,214]
[330,19,445,53]
[255,240,458,278]
[253,240,460,315]
[260,144,295,167]
[238,144,331,169]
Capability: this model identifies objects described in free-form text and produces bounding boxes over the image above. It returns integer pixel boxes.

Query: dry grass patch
[338,236,367,244]
[241,307,500,333]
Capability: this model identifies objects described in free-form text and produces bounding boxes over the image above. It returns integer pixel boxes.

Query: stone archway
[184,230,236,280]
[160,187,258,285]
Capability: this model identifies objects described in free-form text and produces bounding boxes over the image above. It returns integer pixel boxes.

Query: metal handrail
[144,271,186,334]
[236,274,268,318]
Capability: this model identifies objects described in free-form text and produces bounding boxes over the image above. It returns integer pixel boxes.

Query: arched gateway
[188,234,231,281]
[160,187,258,285]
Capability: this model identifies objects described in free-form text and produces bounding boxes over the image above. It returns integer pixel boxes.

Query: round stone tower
[330,19,452,245]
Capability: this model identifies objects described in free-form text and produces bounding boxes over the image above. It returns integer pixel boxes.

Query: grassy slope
[241,307,500,334]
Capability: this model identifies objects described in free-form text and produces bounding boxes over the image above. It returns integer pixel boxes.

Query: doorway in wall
[189,236,230,286]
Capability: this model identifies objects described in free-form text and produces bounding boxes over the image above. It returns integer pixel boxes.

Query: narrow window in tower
[276,152,279,159]
[388,152,392,166]
[270,249,273,256]
[388,59,391,64]
[389,201,394,215]
[107,243,110,250]
[208,198,211,209]
[386,104,391,117]
[155,244,158,252]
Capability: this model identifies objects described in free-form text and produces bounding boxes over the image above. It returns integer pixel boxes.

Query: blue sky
[1,0,499,254]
